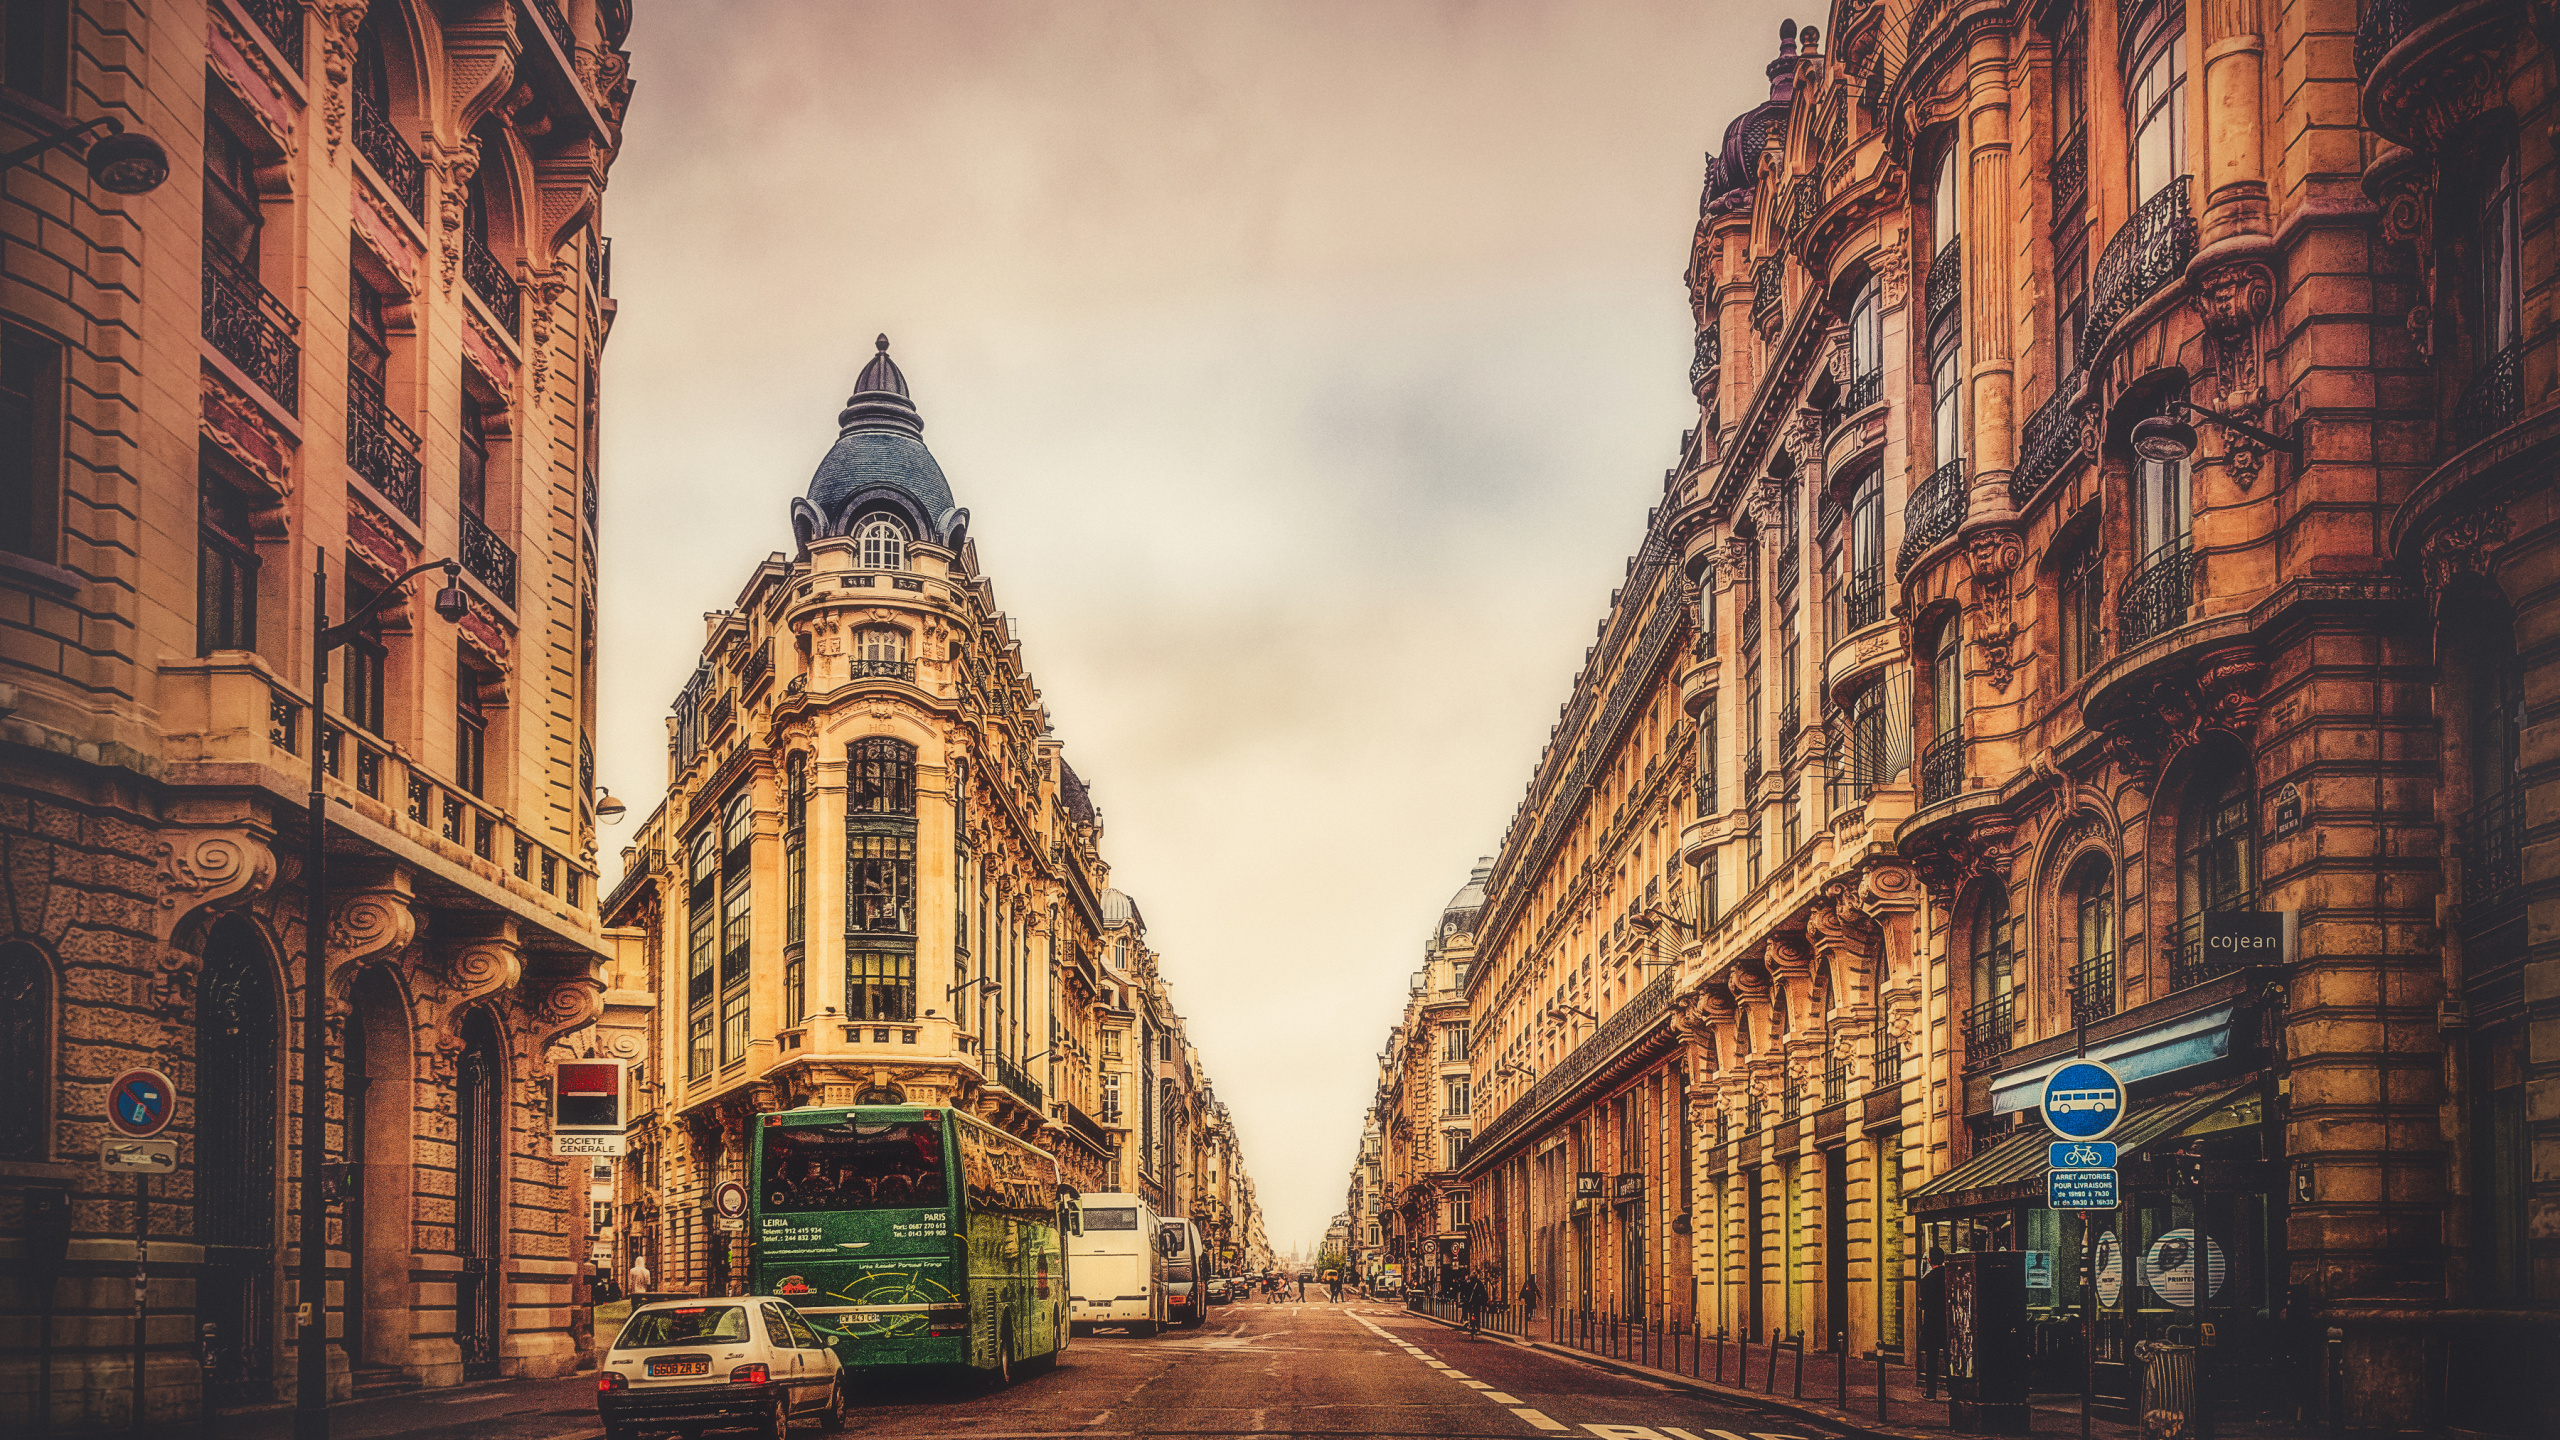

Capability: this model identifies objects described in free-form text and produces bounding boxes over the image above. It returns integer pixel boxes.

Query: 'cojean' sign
[2202,910,2287,965]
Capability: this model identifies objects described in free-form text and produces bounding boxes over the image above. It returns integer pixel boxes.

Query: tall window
[1443,1131,1469,1170]
[2477,149,2519,362]
[1930,618,1962,747]
[1842,682,1887,800]
[455,649,488,795]
[0,322,61,562]
[846,735,918,1020]
[459,393,490,518]
[685,825,716,1080]
[1971,888,2016,1040]
[858,627,907,666]
[2128,34,2187,204]
[1849,282,1882,405]
[0,942,49,1159]
[2175,749,2256,985]
[2069,856,2116,1022]
[341,569,386,732]
[1931,324,1963,469]
[2059,538,2102,684]
[203,114,264,275]
[784,752,807,1024]
[1445,1076,1471,1118]
[350,268,390,385]
[2472,1027,2532,1299]
[2136,439,2192,560]
[718,788,753,1063]
[858,516,908,571]
[1932,142,1960,250]
[197,468,261,654]
[1444,1022,1470,1062]
[1847,470,1883,623]
[849,735,915,815]
[1449,1190,1472,1229]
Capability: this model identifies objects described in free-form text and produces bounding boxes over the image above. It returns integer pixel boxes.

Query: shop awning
[1989,1004,2239,1114]
[1905,1084,2248,1213]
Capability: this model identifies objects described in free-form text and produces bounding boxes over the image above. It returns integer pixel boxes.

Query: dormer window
[858,516,908,570]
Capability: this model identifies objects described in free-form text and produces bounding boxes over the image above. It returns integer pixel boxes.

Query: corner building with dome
[601,339,1268,1294]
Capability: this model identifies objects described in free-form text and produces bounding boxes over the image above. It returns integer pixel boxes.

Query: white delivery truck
[1069,1192,1169,1336]
[1161,1217,1203,1328]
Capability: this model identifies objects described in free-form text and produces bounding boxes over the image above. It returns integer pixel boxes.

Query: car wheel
[815,1374,846,1432]
[761,1396,790,1440]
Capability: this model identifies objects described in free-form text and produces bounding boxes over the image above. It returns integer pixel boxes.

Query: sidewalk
[1400,1306,2322,1440]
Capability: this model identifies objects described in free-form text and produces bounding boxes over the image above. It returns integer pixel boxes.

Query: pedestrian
[1459,1272,1486,1337]
[1516,1271,1540,1324]
[627,1252,654,1300]
[1327,1272,1343,1303]
[1917,1246,1948,1400]
[1296,1274,1306,1301]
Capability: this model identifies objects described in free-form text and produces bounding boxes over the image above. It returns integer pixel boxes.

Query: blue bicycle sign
[2050,1141,2118,1169]
[2038,1059,2127,1141]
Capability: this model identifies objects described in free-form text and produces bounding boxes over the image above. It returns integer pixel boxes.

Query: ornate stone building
[600,340,1264,1295]
[0,1,634,1430]
[1451,4,2558,1432]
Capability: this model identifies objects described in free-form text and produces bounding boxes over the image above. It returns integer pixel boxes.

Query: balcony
[2069,954,2116,1027]
[203,263,300,414]
[2053,128,2086,214]
[2356,0,2448,80]
[2010,375,2084,507]
[460,507,517,606]
[1741,748,1764,797]
[1844,566,1884,631]
[702,690,736,736]
[992,1052,1045,1111]
[1467,969,1672,1159]
[2116,538,2194,651]
[2083,176,2195,358]
[2452,341,2521,451]
[526,0,574,52]
[463,225,523,334]
[1824,1052,1850,1107]
[1752,256,1783,324]
[346,368,422,519]
[1897,457,1965,574]
[1927,235,1962,321]
[1740,594,1761,651]
[738,637,773,692]
[1845,367,1882,414]
[2465,783,2523,913]
[1919,731,1962,808]
[850,658,917,683]
[234,0,302,67]
[1694,766,1716,817]
[1777,697,1801,749]
[350,86,425,217]
[1960,991,2016,1067]
[1690,324,1721,398]
[582,469,598,534]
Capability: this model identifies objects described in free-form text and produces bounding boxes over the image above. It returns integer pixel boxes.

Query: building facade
[600,340,1264,1296]
[0,1,635,1430]
[1437,4,2558,1434]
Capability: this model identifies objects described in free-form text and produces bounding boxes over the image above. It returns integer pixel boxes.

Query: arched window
[2126,19,2187,205]
[1921,618,1963,805]
[2058,535,2102,684]
[0,942,51,1159]
[2066,854,2116,1025]
[454,1009,504,1378]
[2173,748,2255,988]
[1964,888,2016,1063]
[858,517,908,571]
[1932,142,1960,250]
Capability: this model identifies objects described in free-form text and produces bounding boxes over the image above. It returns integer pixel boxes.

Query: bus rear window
[760,1120,948,1213]
[616,1306,747,1349]
[1083,1206,1139,1230]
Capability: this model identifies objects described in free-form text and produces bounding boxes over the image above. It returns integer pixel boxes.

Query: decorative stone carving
[531,974,607,1054]
[1963,526,2026,690]
[2093,647,2268,786]
[2420,502,2511,613]
[329,888,415,970]
[1906,821,2015,909]
[436,141,480,295]
[526,267,575,398]
[2191,261,2276,487]
[422,929,523,1079]
[157,830,278,921]
[1872,244,1909,311]
[198,374,294,501]
[314,0,368,157]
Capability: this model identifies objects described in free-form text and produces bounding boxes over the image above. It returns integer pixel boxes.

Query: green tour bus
[750,1103,1076,1384]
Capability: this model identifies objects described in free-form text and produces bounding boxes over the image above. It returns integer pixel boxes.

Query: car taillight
[729,1363,769,1385]
[597,1372,626,1393]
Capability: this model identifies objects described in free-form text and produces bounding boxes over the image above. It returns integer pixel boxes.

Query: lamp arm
[322,559,460,650]
[2172,398,2299,456]
[0,117,117,173]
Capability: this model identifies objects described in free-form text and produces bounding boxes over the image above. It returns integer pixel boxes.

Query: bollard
[1765,1328,1781,1393]
[1876,1347,1889,1424]
[1839,1341,1848,1408]
[1793,1332,1806,1399]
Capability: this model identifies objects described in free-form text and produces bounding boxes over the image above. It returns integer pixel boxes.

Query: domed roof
[1702,22,1801,217]
[1440,856,1494,933]
[791,335,971,554]
[1102,887,1145,931]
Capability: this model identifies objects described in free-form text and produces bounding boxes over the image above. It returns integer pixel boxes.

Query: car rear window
[615,1305,747,1349]
[1083,1206,1138,1230]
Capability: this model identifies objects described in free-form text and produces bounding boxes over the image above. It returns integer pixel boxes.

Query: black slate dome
[791,335,971,555]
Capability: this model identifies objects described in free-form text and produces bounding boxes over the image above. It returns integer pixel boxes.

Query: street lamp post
[296,549,466,1440]
[0,114,170,193]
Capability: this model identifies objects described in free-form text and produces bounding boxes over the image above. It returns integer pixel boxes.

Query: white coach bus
[1069,1192,1172,1336]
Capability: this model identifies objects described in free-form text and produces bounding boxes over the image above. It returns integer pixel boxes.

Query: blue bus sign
[2038,1058,2127,1141]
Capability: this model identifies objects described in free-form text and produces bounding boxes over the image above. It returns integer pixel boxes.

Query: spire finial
[876,333,891,353]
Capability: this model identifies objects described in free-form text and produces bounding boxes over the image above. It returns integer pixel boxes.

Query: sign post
[2039,1060,2123,1440]
[105,1067,175,1438]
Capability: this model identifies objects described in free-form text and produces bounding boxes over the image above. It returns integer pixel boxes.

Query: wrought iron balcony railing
[2356,0,2448,81]
[1919,730,1962,808]
[1873,1036,1902,1087]
[2083,176,2195,357]
[463,226,523,333]
[1753,256,1783,323]
[2466,783,2523,913]
[350,85,425,217]
[992,1052,1045,1111]
[527,0,573,50]
[2069,954,2116,1027]
[1845,367,1882,413]
[850,658,918,683]
[1695,765,1716,816]
[1961,991,2016,1067]
[1844,566,1884,631]
[1690,324,1721,396]
[1898,457,1966,573]
[2053,129,2087,214]
[2116,537,2194,650]
[460,506,517,606]
[738,637,773,690]
[702,690,736,736]
[1927,235,1962,321]
[236,0,303,67]
[346,367,421,518]
[203,262,300,414]
[1824,1053,1851,1106]
[1774,539,1800,597]
[582,469,598,533]
[2011,374,2084,506]
[1740,594,1761,650]
[2453,340,2521,451]
[1777,697,1801,748]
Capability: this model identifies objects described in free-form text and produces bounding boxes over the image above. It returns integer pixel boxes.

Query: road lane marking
[1461,1380,1494,1389]
[1585,1429,1671,1440]
[1659,1430,1753,1440]
[1485,1391,1522,1404]
[1514,1409,1571,1431]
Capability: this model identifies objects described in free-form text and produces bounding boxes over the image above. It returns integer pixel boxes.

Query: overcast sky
[600,0,1805,1254]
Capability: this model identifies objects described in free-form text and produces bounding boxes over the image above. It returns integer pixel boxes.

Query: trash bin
[2136,1341,2197,1440]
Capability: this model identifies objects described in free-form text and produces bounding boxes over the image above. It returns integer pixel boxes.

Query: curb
[1393,1308,1977,1440]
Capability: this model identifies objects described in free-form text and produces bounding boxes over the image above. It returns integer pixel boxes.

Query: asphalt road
[219,1300,1845,1440]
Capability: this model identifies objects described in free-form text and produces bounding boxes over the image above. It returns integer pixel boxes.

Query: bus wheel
[1133,1319,1159,1338]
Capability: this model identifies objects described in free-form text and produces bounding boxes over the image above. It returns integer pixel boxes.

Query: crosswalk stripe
[1512,1409,1570,1432]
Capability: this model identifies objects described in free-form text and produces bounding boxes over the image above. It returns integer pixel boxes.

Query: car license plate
[648,1358,708,1378]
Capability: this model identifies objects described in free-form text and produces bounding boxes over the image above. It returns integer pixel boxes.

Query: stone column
[2198,0,2269,247]
[1962,18,2017,521]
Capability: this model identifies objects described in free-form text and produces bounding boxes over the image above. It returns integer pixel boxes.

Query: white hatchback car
[597,1296,844,1439]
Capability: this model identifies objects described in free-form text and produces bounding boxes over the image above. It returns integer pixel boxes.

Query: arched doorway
[197,916,281,1403]
[346,969,413,1372]
[454,1009,505,1380]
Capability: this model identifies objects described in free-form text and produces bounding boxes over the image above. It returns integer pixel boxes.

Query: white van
[1069,1192,1167,1336]
[1161,1217,1202,1328]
